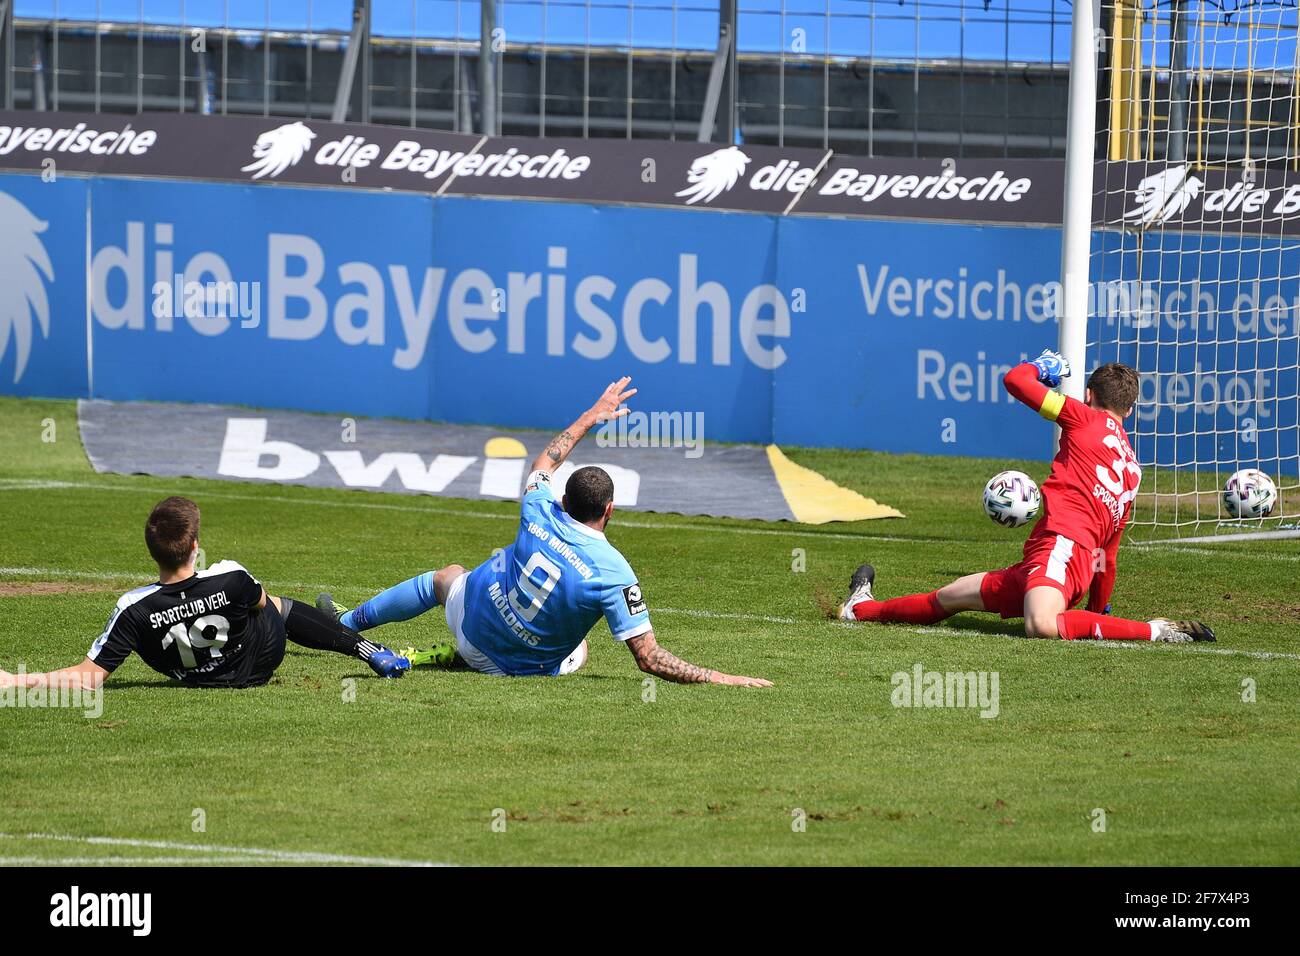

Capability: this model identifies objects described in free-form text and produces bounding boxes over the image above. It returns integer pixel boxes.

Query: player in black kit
[0,496,411,691]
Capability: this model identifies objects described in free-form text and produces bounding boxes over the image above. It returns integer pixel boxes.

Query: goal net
[1087,0,1299,541]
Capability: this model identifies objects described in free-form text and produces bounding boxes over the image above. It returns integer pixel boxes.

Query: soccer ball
[983,470,1041,528]
[1222,469,1278,519]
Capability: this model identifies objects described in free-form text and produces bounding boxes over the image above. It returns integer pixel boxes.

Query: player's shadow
[927,617,1026,638]
[100,679,189,689]
[102,677,312,689]
[924,570,1028,639]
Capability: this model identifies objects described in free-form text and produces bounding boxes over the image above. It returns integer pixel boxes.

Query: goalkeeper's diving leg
[837,564,1215,643]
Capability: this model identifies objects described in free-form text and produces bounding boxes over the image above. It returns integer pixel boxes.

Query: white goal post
[1059,0,1299,541]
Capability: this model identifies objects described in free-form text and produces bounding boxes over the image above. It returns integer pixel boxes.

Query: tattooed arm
[625,631,773,688]
[530,377,638,475]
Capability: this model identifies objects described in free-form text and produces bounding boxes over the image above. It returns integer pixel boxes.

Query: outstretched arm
[530,377,638,476]
[625,631,772,688]
[1003,350,1073,422]
[0,657,109,690]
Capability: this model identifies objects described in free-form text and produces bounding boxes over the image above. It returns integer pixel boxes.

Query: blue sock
[342,571,439,631]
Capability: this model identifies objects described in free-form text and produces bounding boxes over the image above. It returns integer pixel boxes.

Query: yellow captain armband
[1039,390,1066,422]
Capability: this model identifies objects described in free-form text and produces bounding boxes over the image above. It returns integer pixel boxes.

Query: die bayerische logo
[1123,164,1204,226]
[0,191,54,384]
[242,120,317,180]
[675,145,751,205]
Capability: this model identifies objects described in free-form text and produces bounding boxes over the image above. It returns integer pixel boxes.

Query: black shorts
[182,600,287,689]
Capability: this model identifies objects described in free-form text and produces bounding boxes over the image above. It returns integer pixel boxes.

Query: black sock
[284,600,388,661]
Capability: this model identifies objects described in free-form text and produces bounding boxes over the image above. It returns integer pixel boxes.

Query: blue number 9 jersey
[460,470,652,676]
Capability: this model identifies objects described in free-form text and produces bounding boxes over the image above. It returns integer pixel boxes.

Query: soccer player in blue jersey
[317,378,771,687]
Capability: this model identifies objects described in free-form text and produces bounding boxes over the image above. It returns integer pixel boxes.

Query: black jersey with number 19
[87,560,286,688]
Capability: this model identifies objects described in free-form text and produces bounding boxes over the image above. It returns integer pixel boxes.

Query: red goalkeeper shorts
[979,531,1094,619]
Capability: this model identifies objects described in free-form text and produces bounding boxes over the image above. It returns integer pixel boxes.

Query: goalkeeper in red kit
[838,350,1215,644]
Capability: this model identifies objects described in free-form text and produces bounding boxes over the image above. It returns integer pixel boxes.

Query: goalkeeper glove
[1030,349,1072,389]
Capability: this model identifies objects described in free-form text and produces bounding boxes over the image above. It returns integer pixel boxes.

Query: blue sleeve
[599,563,652,642]
[521,469,557,526]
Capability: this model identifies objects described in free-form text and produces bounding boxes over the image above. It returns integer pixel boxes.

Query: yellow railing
[1106,0,1300,170]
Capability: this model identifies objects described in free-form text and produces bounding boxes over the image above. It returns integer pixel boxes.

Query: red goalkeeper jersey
[1003,363,1142,598]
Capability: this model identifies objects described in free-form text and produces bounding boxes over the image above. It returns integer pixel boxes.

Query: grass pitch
[1,395,1297,866]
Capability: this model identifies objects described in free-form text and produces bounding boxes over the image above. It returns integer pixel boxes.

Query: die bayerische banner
[1093,160,1300,237]
[0,110,830,215]
[8,110,1300,235]
[793,156,1064,226]
[0,109,1059,223]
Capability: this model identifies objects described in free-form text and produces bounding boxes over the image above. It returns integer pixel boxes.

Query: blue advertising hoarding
[0,169,1295,472]
[86,178,438,420]
[0,175,89,399]
[1092,228,1300,472]
[427,199,782,443]
[771,214,1063,459]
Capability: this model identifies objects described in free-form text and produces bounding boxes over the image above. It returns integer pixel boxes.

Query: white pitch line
[1129,543,1300,563]
[0,565,145,582]
[1073,638,1300,662]
[0,569,800,626]
[0,479,520,525]
[9,477,1300,557]
[3,566,1295,660]
[0,565,336,594]
[1,832,453,867]
[0,566,803,629]
[1146,528,1300,545]
[0,478,925,543]
[911,626,1300,661]
[0,855,283,866]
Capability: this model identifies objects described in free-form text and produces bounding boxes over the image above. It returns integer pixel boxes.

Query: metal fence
[1,1,1075,157]
[1104,0,1300,170]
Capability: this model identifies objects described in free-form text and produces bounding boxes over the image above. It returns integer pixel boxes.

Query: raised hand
[588,376,638,423]
[1030,349,1072,389]
[533,376,640,474]
[710,672,774,688]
